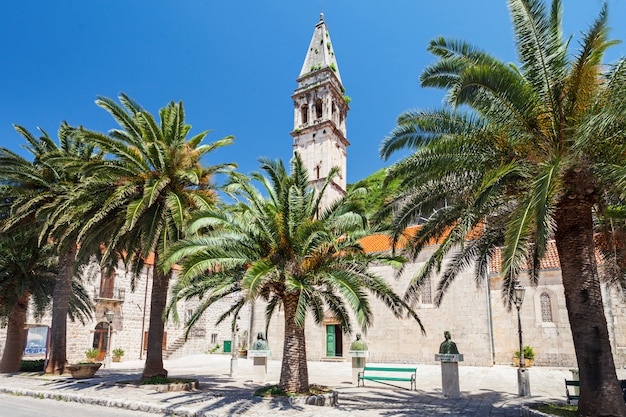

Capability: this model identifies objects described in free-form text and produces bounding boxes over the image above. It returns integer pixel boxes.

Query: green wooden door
[326,325,336,357]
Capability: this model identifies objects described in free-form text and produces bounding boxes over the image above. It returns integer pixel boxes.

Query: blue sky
[2,1,625,185]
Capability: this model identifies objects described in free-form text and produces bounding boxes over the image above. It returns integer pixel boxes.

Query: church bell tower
[291,13,349,210]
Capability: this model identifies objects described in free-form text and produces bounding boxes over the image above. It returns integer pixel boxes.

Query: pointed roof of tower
[299,13,342,83]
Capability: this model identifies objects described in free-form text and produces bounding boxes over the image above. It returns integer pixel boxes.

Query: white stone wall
[489,271,576,367]
[3,250,625,370]
[0,260,245,365]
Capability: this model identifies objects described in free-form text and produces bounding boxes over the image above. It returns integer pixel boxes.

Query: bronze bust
[251,331,269,350]
[439,331,459,354]
[350,333,368,351]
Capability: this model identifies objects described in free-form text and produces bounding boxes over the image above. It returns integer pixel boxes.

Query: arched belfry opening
[301,104,308,125]
[315,98,323,119]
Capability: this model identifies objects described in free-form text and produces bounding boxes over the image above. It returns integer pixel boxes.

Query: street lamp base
[229,357,238,377]
[517,367,531,397]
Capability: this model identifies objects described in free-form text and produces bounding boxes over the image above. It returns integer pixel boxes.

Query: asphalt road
[0,392,156,417]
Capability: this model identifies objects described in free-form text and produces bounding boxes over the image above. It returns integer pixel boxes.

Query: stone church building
[3,14,626,370]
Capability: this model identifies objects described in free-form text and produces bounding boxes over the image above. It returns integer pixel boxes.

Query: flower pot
[238,349,248,358]
[512,357,534,367]
[112,357,121,362]
[66,363,102,379]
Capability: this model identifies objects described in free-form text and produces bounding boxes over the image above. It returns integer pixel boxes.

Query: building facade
[3,14,626,370]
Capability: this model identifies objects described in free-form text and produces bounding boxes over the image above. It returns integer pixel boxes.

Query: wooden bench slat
[358,366,417,390]
[565,379,580,405]
[360,376,413,381]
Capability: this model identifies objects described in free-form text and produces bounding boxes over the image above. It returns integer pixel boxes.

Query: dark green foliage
[530,403,577,417]
[347,168,399,227]
[19,359,45,372]
[514,345,535,360]
[139,376,196,385]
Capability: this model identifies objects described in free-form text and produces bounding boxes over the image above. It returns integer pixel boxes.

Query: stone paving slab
[0,354,621,416]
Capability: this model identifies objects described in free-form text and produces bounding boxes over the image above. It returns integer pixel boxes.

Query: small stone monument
[348,333,369,385]
[434,331,463,398]
[248,332,271,383]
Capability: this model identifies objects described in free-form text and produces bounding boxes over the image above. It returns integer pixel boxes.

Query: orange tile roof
[359,227,574,275]
[487,241,561,275]
[359,223,484,253]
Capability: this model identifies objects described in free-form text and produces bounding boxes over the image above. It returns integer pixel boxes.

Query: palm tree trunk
[279,292,309,393]
[554,195,626,417]
[141,252,170,380]
[0,294,30,373]
[45,246,76,375]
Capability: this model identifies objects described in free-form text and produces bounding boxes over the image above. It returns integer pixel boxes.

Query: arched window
[315,99,323,119]
[421,277,433,305]
[301,105,308,124]
[540,292,553,322]
[331,102,337,122]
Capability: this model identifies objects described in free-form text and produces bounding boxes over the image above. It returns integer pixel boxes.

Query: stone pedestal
[248,350,271,384]
[348,350,369,385]
[435,354,464,398]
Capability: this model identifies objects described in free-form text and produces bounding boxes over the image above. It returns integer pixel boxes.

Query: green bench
[565,379,579,404]
[358,366,417,390]
[566,379,626,404]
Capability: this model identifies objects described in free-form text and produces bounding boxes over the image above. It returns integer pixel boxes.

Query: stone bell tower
[290,13,349,211]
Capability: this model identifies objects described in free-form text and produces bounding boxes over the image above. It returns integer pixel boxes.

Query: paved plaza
[0,354,619,416]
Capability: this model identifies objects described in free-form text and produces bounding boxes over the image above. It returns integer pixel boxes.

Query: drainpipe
[139,265,151,360]
[486,270,496,365]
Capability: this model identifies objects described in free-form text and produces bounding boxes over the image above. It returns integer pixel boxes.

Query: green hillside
[347,168,398,226]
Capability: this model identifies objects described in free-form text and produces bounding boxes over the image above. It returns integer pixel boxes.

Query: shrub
[514,345,535,360]
[85,348,99,360]
[19,359,45,372]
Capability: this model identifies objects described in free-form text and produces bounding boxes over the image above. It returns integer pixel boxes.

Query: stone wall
[3,250,625,371]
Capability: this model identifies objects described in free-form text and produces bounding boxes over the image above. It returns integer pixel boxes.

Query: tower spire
[291,16,349,210]
[298,14,342,84]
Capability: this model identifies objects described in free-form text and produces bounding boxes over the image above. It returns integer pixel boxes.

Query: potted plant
[112,348,124,362]
[66,362,102,379]
[84,348,99,363]
[238,342,248,358]
[66,348,102,378]
[513,345,535,367]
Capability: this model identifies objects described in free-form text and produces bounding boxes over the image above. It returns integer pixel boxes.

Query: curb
[0,387,222,417]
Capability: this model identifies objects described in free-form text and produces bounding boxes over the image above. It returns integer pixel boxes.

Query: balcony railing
[94,287,126,302]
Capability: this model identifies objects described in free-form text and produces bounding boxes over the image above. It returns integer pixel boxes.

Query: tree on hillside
[0,124,100,374]
[164,154,421,393]
[380,0,626,415]
[347,168,399,227]
[75,94,235,379]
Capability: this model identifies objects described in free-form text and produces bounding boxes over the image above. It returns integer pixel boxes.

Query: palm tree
[0,123,101,374]
[0,200,56,373]
[0,193,93,373]
[380,0,626,415]
[75,94,235,379]
[164,154,421,393]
